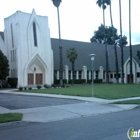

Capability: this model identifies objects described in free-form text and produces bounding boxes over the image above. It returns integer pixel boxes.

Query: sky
[0,0,140,45]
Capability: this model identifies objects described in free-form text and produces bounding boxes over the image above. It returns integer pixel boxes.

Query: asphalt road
[0,93,83,110]
[0,107,140,140]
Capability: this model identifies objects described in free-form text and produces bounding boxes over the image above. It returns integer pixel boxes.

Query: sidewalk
[0,89,139,123]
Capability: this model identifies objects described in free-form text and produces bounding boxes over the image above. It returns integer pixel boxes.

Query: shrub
[8,78,18,88]
[68,79,86,84]
[28,87,32,90]
[54,79,67,84]
[87,79,102,84]
[19,86,23,91]
[0,79,9,88]
[61,84,66,88]
[63,79,67,84]
[94,79,102,83]
[44,84,47,88]
[52,84,58,88]
[37,85,42,89]
[24,87,27,90]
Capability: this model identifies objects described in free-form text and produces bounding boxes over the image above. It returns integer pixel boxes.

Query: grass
[23,84,140,99]
[112,99,140,104]
[0,113,23,123]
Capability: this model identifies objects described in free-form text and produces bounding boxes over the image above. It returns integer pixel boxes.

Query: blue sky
[0,0,140,45]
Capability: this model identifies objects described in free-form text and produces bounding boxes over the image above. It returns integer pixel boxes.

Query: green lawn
[23,84,140,99]
[0,113,23,123]
[111,99,140,104]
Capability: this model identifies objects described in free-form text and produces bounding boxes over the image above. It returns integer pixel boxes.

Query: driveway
[0,93,84,110]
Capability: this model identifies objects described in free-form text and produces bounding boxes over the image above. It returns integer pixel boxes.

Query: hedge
[87,79,102,84]
[68,79,86,84]
[8,78,18,88]
[54,79,67,84]
[54,79,102,84]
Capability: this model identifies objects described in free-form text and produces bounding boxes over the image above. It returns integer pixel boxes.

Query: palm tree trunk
[103,5,109,83]
[109,1,119,83]
[129,0,133,83]
[119,0,124,83]
[57,7,63,86]
[109,1,113,26]
[72,61,75,85]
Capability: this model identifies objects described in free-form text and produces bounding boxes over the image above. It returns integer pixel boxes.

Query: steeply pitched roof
[0,32,4,41]
[51,38,140,71]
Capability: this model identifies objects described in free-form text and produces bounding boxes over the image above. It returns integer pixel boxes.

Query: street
[0,107,140,140]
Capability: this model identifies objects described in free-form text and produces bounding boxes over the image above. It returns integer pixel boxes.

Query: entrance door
[36,73,43,85]
[127,74,133,83]
[28,73,34,85]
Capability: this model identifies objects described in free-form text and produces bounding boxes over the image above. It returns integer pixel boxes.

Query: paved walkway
[0,89,139,123]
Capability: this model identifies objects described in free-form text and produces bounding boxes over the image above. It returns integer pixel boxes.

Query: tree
[129,0,133,83]
[67,48,78,85]
[96,0,110,83]
[117,35,128,47]
[0,50,9,79]
[90,25,119,45]
[108,0,119,83]
[119,0,124,83]
[51,0,63,86]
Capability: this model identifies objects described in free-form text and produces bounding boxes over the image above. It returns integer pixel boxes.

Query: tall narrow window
[13,50,14,62]
[96,71,98,79]
[79,71,82,79]
[11,24,14,48]
[33,22,37,46]
[15,50,16,61]
[87,71,89,80]
[11,51,12,62]
[69,71,71,79]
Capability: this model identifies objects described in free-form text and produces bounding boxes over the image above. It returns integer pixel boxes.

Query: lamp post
[89,54,96,97]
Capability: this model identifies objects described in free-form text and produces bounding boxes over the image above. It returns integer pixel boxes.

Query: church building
[0,10,53,87]
[0,10,140,87]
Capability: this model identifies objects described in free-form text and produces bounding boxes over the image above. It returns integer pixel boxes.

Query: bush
[87,79,102,84]
[52,84,57,88]
[37,85,41,89]
[54,79,67,84]
[63,79,67,84]
[0,79,9,88]
[61,84,66,88]
[28,87,32,90]
[24,87,27,90]
[19,86,23,91]
[8,78,18,88]
[68,79,86,84]
[94,79,102,83]
[44,84,47,88]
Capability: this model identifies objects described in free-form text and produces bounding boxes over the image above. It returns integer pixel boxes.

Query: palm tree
[119,0,124,83]
[129,0,133,83]
[108,0,119,83]
[96,0,110,83]
[67,48,78,85]
[51,0,63,86]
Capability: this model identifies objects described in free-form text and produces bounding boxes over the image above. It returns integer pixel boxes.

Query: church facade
[0,10,53,87]
[0,10,140,86]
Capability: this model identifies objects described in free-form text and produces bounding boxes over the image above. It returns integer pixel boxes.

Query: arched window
[11,24,14,48]
[33,22,37,46]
